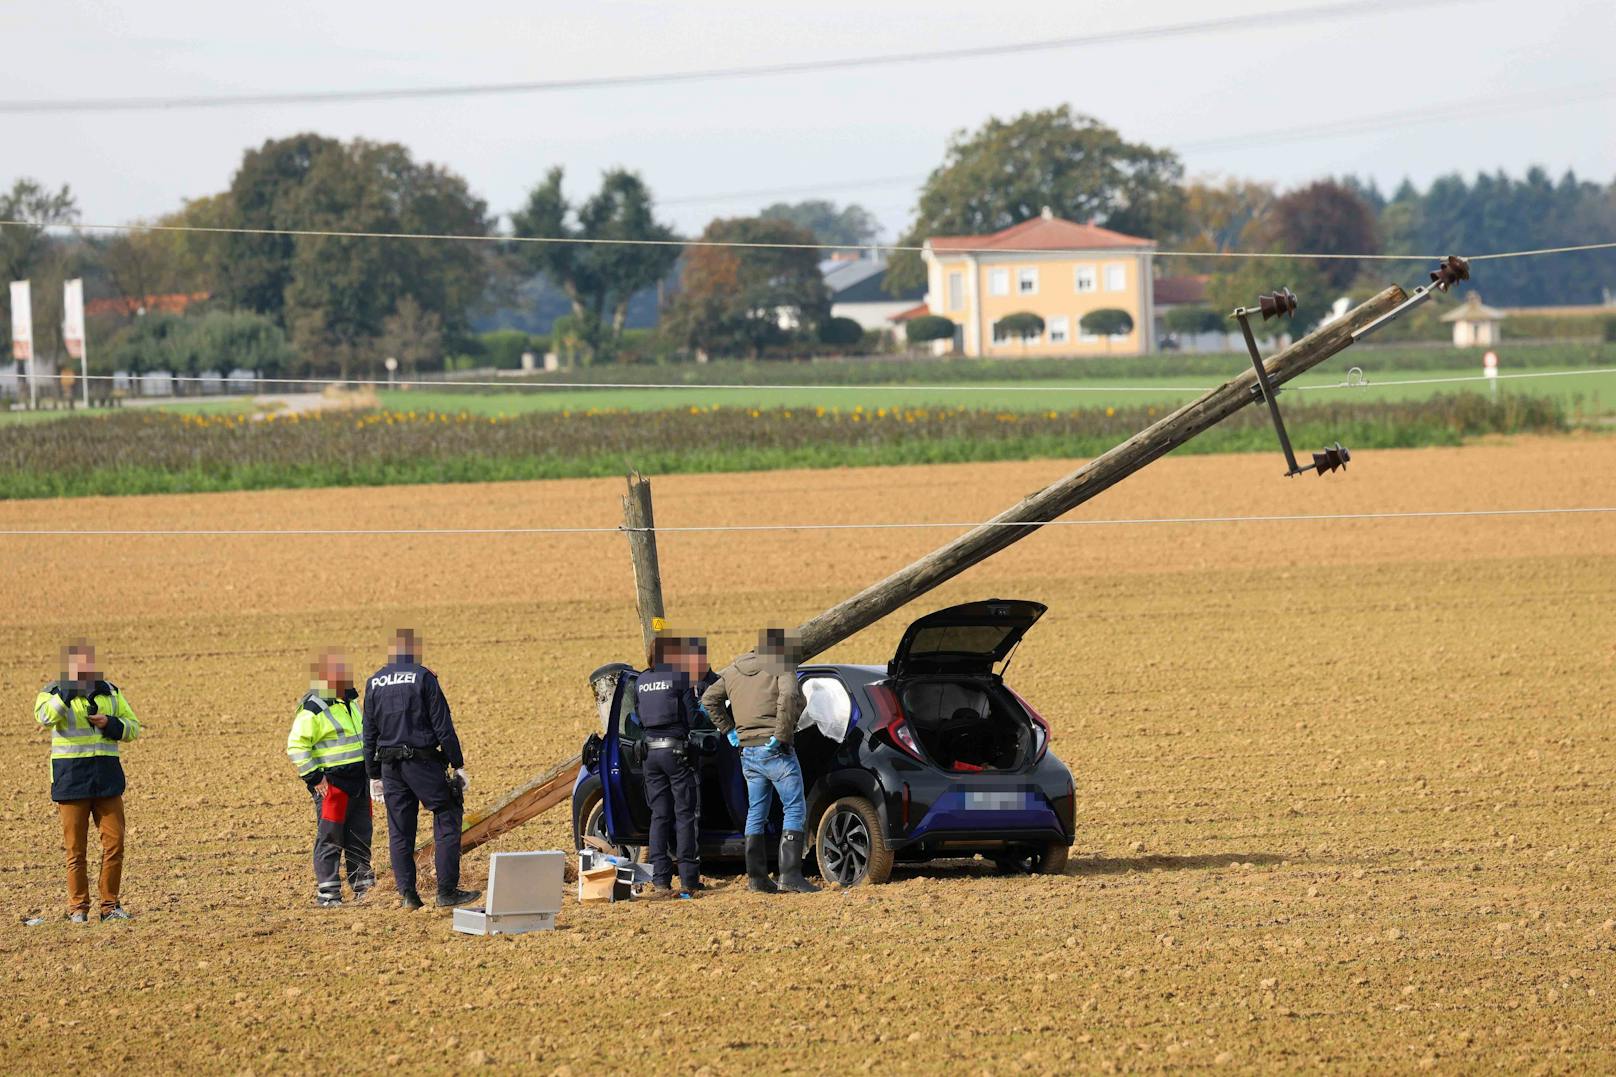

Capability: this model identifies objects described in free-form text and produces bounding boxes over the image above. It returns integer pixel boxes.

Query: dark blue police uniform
[362,657,466,900]
[635,664,701,891]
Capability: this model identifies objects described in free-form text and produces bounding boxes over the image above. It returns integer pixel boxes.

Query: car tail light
[866,683,926,763]
[1009,688,1052,762]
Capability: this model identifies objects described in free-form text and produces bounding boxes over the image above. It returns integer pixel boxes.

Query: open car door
[888,598,1048,678]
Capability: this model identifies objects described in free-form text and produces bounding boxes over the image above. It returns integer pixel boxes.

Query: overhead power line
[53,366,1616,395]
[0,0,1461,116]
[3,505,1611,539]
[6,216,1614,263]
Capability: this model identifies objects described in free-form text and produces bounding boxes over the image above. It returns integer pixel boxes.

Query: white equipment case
[451,851,564,936]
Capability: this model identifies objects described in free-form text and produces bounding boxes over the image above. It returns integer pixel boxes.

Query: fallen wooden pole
[414,752,582,872]
[793,284,1409,660]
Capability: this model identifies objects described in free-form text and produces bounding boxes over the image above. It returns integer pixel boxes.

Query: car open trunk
[896,677,1036,771]
[885,599,1048,772]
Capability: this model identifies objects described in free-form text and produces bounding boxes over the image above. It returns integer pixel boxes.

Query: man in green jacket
[33,640,142,923]
[286,649,374,907]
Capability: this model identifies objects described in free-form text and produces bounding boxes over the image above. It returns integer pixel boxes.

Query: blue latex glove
[726,729,740,748]
[766,736,786,755]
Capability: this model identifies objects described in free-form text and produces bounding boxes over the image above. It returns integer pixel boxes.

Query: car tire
[993,842,1070,876]
[578,788,640,863]
[814,796,894,887]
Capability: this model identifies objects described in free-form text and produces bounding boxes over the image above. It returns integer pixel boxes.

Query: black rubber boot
[777,830,821,894]
[436,888,481,908]
[745,835,778,894]
[399,890,424,910]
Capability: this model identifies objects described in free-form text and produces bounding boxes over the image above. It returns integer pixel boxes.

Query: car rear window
[908,624,1015,656]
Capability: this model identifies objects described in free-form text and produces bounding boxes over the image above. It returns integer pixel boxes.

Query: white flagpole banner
[9,280,32,361]
[63,278,85,359]
[64,278,89,406]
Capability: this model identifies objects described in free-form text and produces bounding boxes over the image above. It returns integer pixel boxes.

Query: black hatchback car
[571,599,1075,886]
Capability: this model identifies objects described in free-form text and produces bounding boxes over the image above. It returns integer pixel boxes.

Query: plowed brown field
[3,436,1615,1074]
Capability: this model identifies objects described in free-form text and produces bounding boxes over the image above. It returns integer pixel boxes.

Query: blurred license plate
[966,791,1027,811]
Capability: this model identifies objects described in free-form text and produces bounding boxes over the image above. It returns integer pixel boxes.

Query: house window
[1048,316,1069,344]
[1105,264,1127,292]
[1017,268,1039,295]
[989,268,1010,296]
[1074,265,1097,293]
[947,271,964,312]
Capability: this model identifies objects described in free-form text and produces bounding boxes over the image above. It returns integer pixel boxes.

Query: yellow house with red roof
[921,208,1156,356]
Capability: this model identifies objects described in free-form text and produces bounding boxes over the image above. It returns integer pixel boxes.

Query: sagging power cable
[3,505,1611,539]
[4,216,1612,264]
[51,365,1616,397]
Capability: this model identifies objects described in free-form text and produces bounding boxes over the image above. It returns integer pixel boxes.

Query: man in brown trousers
[33,641,143,922]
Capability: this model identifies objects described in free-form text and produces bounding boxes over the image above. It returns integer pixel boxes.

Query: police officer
[33,640,141,923]
[636,636,702,898]
[361,628,479,910]
[286,649,374,908]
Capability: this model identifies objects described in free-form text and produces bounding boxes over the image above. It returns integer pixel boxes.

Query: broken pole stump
[623,469,666,665]
[793,283,1409,660]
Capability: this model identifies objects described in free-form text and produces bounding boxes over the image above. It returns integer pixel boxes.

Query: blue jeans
[740,745,806,835]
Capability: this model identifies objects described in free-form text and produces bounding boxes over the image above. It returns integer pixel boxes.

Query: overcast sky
[2,0,1612,240]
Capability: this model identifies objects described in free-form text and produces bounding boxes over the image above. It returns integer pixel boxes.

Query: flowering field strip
[0,395,1570,499]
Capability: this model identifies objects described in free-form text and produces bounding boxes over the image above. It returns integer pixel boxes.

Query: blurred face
[64,646,98,683]
[390,629,420,662]
[317,651,353,694]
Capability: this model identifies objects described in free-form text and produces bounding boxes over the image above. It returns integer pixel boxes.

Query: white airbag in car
[798,677,853,742]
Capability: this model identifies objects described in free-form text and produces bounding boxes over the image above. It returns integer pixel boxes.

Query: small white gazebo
[1440,292,1505,347]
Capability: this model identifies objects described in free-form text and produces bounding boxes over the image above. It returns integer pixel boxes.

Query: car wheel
[814,796,894,887]
[579,789,640,863]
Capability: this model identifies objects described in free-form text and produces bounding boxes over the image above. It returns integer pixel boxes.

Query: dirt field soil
[2,436,1614,1073]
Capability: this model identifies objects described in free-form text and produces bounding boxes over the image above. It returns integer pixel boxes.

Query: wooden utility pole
[793,283,1409,659]
[622,469,666,665]
[421,284,1408,866]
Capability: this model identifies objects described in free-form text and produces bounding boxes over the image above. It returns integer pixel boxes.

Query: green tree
[758,200,881,248]
[276,139,491,378]
[0,179,79,358]
[994,312,1045,354]
[887,107,1184,294]
[1205,259,1331,340]
[1258,180,1380,292]
[1079,308,1134,352]
[904,314,957,344]
[665,217,829,358]
[818,316,864,347]
[510,167,679,366]
[224,133,340,320]
[376,295,443,375]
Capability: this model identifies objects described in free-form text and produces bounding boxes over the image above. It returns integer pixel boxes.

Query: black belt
[377,745,445,764]
[644,736,687,751]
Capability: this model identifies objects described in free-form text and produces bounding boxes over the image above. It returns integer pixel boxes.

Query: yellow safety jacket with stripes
[286,691,366,783]
[34,680,142,802]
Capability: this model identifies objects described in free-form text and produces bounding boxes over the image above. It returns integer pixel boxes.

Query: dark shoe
[316,896,343,909]
[99,906,132,922]
[778,830,821,894]
[745,835,778,894]
[399,891,424,910]
[436,888,481,908]
[66,912,88,924]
